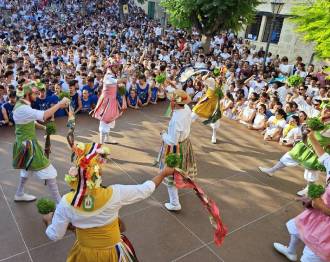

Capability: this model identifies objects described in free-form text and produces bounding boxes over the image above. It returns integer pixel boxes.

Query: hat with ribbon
[64,143,111,210]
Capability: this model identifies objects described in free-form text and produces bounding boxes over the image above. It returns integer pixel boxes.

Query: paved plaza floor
[0,102,310,262]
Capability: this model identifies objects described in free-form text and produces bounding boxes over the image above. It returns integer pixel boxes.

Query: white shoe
[296,185,308,197]
[273,243,297,261]
[211,136,217,144]
[258,166,273,177]
[14,193,37,202]
[105,137,118,145]
[165,203,182,211]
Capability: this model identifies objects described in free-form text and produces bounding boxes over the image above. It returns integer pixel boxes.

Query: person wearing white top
[159,90,197,211]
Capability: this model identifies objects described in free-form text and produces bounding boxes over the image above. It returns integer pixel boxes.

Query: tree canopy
[160,0,260,37]
[291,0,330,60]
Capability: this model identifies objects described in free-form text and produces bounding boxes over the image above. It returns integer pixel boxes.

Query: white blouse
[46,181,156,241]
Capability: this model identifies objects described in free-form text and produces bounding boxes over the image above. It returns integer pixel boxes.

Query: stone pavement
[0,102,310,262]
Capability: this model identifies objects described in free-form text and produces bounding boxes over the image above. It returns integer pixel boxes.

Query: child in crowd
[1,91,16,126]
[127,88,139,109]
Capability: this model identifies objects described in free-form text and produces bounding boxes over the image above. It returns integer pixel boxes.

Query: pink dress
[93,84,121,124]
[295,186,330,261]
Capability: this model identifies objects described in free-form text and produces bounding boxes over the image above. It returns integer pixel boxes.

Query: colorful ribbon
[174,170,227,246]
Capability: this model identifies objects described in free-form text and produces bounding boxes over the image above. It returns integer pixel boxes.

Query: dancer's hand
[42,212,54,227]
[59,97,70,108]
[161,167,175,177]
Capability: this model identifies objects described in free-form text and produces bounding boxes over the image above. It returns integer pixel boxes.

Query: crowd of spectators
[0,0,329,153]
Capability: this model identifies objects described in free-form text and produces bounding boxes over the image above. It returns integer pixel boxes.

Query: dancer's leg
[259,152,297,176]
[210,120,220,144]
[14,170,36,201]
[165,185,181,211]
[45,178,61,204]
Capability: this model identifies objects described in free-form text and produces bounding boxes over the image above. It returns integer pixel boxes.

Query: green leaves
[307,184,325,199]
[306,117,325,131]
[155,73,167,84]
[165,153,181,168]
[161,0,259,36]
[59,91,70,100]
[46,121,57,136]
[291,0,330,60]
[287,75,304,87]
[36,198,56,214]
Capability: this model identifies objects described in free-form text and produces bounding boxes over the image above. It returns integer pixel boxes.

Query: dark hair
[258,103,267,113]
[299,111,307,120]
[291,115,300,125]
[276,108,287,119]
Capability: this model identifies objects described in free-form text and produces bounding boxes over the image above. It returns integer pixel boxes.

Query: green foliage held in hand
[306,117,325,131]
[291,0,330,60]
[118,85,126,96]
[287,75,304,87]
[213,68,220,77]
[36,198,56,214]
[165,153,181,168]
[155,73,166,84]
[308,184,325,199]
[46,122,57,135]
[59,91,70,100]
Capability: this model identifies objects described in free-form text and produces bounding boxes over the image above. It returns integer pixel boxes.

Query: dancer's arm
[115,167,174,206]
[44,98,70,121]
[308,131,325,157]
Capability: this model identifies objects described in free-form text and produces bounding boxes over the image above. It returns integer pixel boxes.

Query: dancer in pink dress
[274,131,330,262]
[93,59,126,144]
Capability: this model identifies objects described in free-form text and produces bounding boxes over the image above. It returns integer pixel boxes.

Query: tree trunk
[201,35,212,53]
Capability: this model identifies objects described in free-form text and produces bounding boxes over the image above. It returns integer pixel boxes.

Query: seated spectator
[150,79,158,104]
[81,76,97,96]
[81,89,95,113]
[279,115,302,147]
[136,75,150,107]
[263,109,287,142]
[221,91,234,119]
[0,85,6,104]
[248,104,267,131]
[232,94,245,120]
[238,99,256,125]
[127,88,139,109]
[284,102,298,118]
[68,80,82,114]
[1,91,16,126]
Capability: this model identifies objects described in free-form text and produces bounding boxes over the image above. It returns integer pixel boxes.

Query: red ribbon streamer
[174,170,227,246]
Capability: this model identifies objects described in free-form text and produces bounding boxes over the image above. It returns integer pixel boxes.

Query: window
[245,15,262,41]
[262,16,284,44]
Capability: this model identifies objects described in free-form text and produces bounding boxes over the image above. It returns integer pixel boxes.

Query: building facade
[135,0,317,64]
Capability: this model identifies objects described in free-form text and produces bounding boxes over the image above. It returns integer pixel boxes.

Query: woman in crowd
[263,109,287,142]
[279,115,302,147]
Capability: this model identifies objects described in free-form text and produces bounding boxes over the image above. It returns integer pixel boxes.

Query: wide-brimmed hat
[172,89,191,105]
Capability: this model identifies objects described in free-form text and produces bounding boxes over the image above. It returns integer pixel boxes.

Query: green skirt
[12,139,50,171]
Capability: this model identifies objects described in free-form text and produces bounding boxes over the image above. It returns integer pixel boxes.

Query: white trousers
[20,164,57,180]
[167,185,180,206]
[280,152,319,182]
[99,120,115,133]
[287,219,325,262]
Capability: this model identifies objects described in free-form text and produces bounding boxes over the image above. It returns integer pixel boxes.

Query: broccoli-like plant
[36,198,56,214]
[308,184,325,199]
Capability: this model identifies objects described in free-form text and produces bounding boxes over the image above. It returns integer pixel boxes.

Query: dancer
[12,84,69,203]
[191,77,222,144]
[273,131,330,262]
[159,89,197,211]
[43,142,175,261]
[259,105,330,196]
[93,59,126,144]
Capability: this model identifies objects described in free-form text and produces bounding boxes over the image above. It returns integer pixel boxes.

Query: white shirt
[13,104,44,124]
[46,181,155,241]
[162,105,192,145]
[293,96,320,118]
